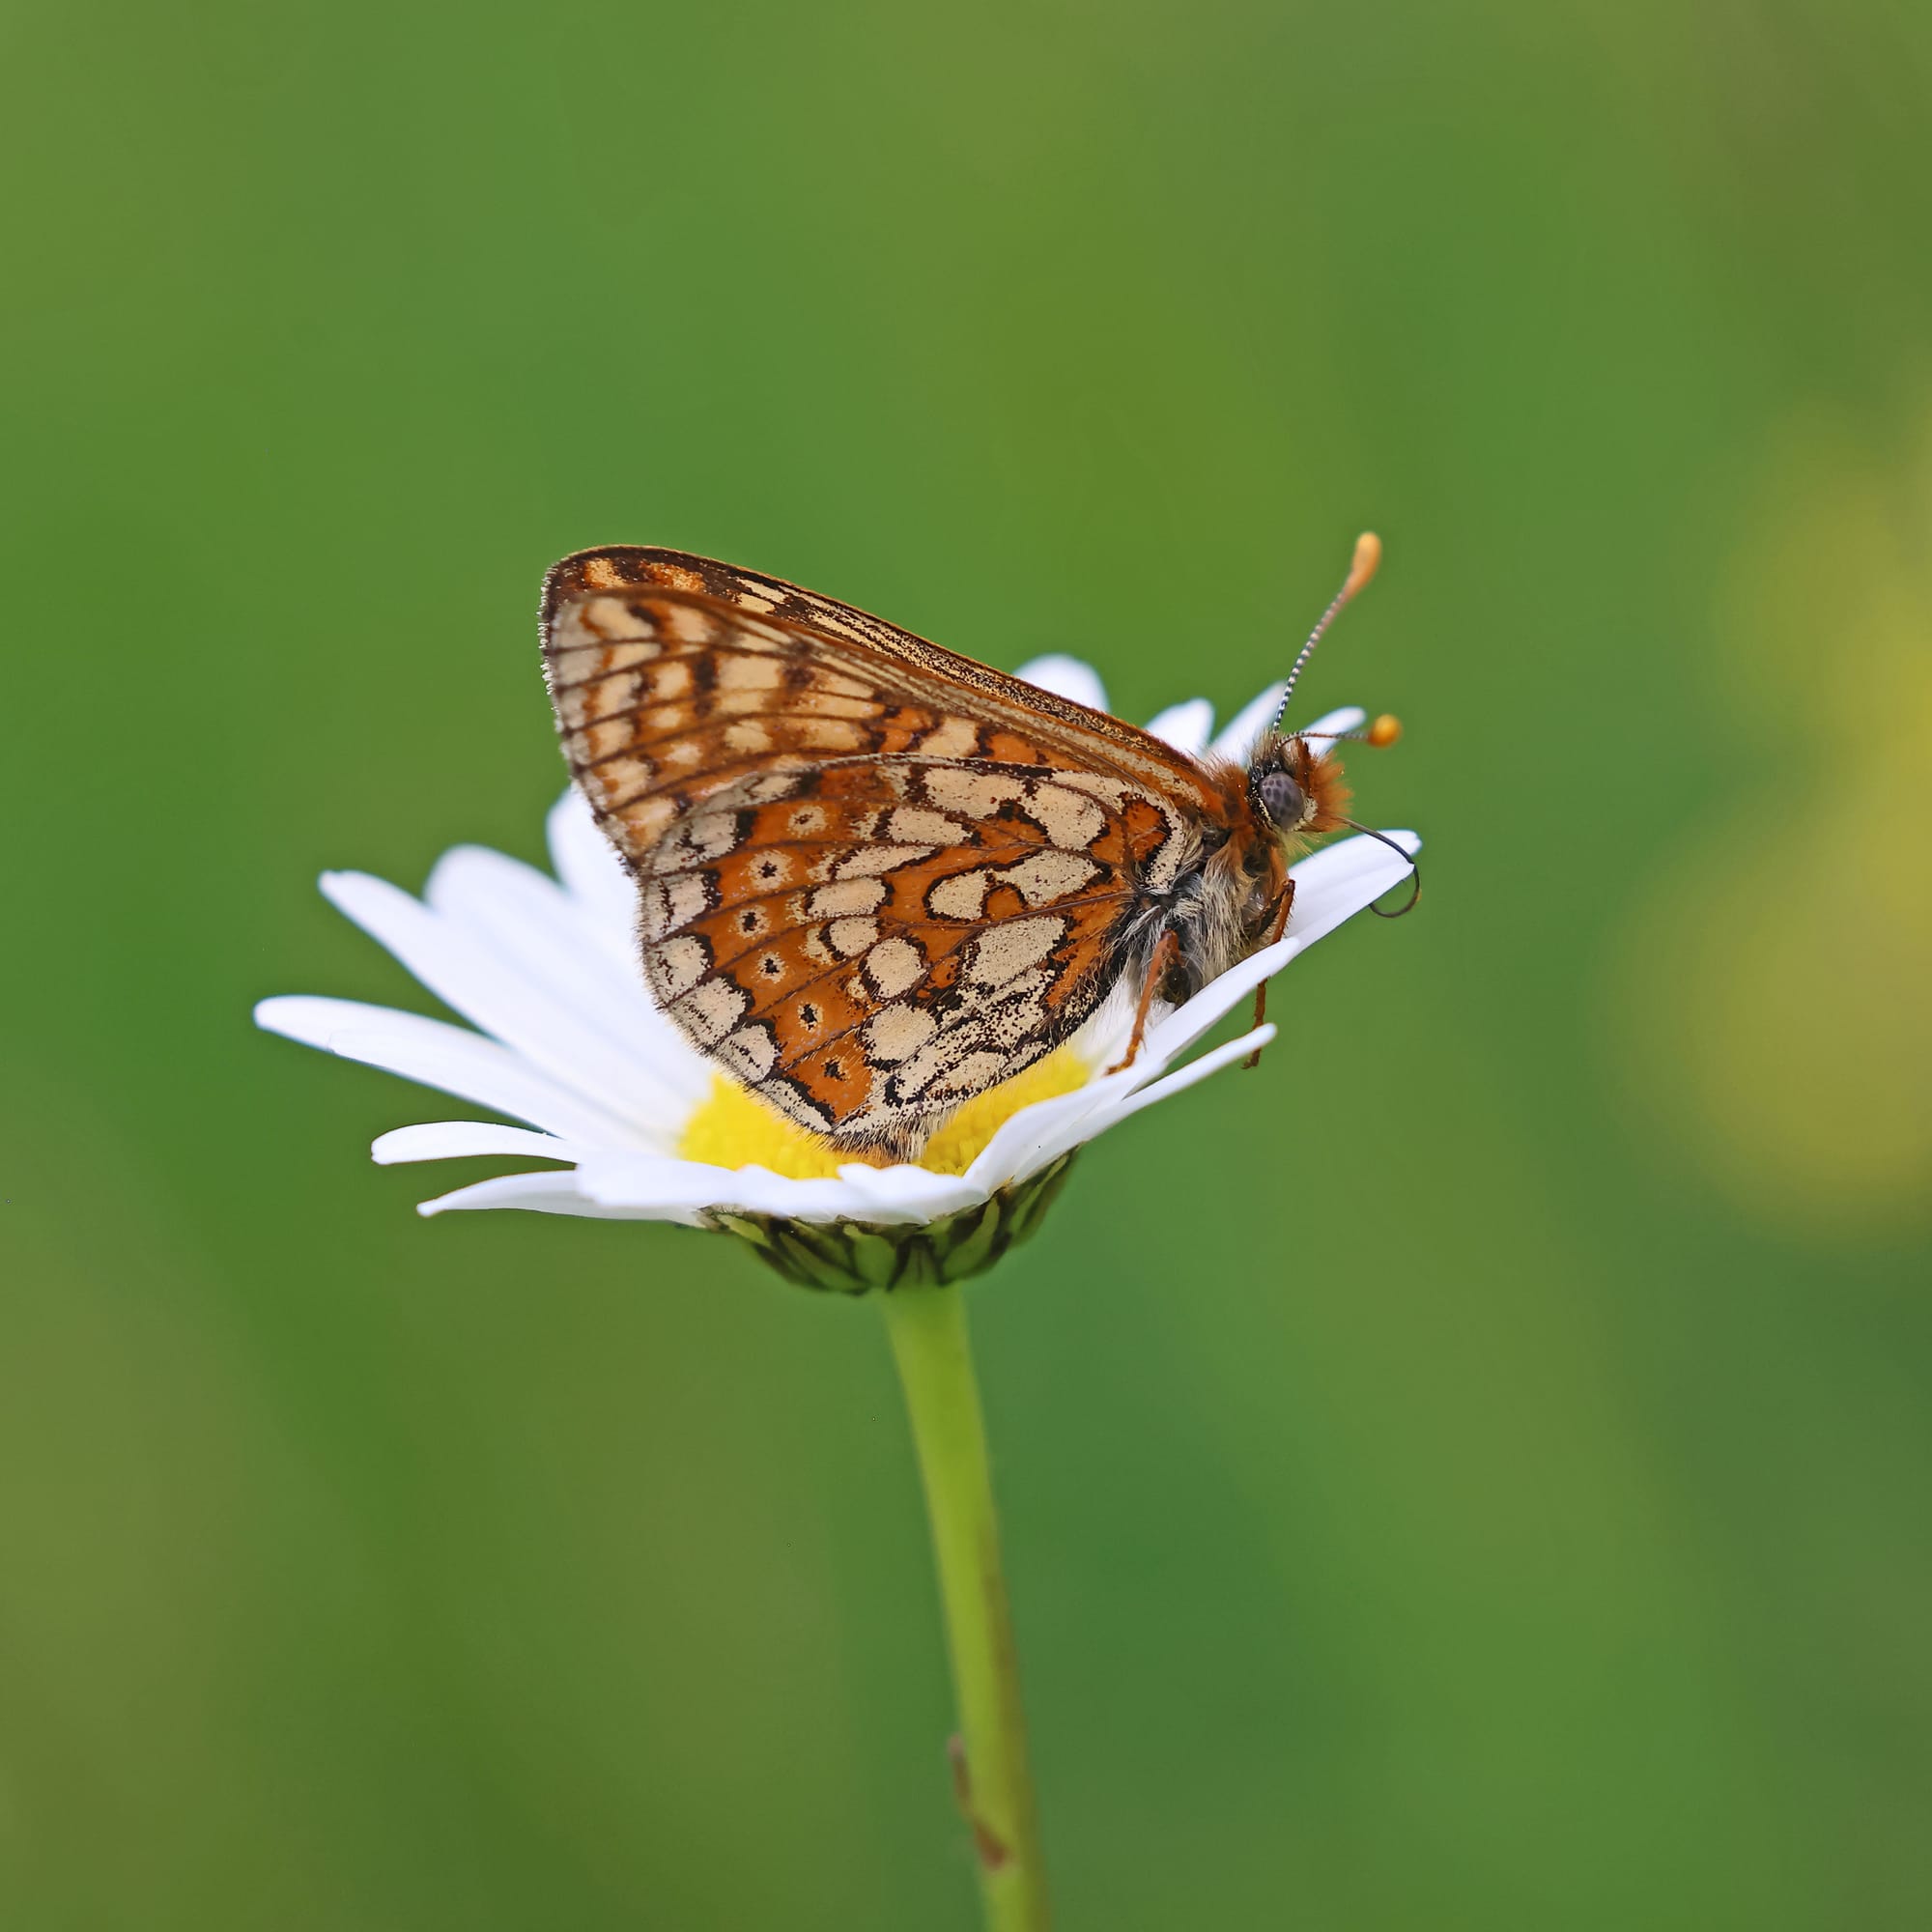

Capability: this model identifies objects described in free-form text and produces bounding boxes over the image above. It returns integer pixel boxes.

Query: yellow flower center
[676,1045,1094,1179]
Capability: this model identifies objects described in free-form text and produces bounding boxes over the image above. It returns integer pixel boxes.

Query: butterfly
[541,538,1411,1163]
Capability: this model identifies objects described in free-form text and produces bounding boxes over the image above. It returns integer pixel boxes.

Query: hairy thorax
[1135,736,1350,1008]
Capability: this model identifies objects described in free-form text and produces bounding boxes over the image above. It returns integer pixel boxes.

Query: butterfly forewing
[541,547,1247,1154]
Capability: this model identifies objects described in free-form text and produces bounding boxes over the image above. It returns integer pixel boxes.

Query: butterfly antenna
[1267,531,1382,738]
[1299,713,1404,749]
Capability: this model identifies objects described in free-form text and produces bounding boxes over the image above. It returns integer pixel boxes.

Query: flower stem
[881,1283,1051,1932]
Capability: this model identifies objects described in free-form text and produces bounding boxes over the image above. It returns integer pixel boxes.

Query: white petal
[571,1151,755,1213]
[980,1018,1279,1191]
[1088,1023,1275,1130]
[371,1122,583,1165]
[830,1161,983,1225]
[571,1151,975,1227]
[424,844,710,1113]
[255,995,652,1146]
[320,869,680,1129]
[1210,682,1289,762]
[962,955,1280,1194]
[1065,980,1138,1075]
[1012,655,1109,713]
[1144,697,1214,754]
[961,1063,1145,1193]
[1141,829,1421,1067]
[546,787,638,961]
[417,1170,694,1222]
[1136,943,1293,1072]
[717,1167,964,1225]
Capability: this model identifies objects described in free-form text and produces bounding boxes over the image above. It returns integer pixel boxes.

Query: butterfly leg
[1107,928,1180,1075]
[1243,879,1296,1070]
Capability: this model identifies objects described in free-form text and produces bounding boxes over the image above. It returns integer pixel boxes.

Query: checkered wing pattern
[542,547,1243,1154]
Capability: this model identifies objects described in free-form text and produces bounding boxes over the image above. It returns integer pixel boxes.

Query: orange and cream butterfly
[541,538,1412,1163]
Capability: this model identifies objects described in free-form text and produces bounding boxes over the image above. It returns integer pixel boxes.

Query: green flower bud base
[711,1154,1076,1293]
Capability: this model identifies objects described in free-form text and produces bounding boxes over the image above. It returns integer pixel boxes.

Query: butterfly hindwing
[633,755,1151,1149]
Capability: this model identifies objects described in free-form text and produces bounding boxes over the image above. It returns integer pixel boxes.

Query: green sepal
[711,1154,1076,1294]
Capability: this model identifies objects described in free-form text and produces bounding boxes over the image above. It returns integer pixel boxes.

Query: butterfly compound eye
[1257,769,1305,830]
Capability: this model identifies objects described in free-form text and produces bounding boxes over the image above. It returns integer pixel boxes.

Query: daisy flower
[255,661,1419,1292]
[255,627,1422,1931]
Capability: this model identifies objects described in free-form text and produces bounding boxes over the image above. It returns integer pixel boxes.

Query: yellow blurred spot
[1617,410,1932,1236]
[677,1044,1094,1179]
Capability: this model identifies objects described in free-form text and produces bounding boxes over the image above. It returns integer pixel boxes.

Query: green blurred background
[4,2,1929,1926]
